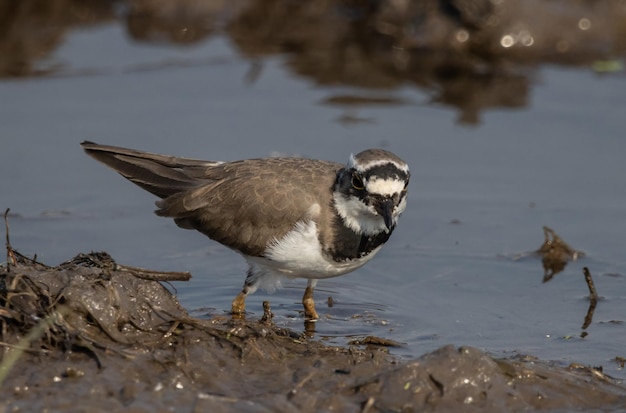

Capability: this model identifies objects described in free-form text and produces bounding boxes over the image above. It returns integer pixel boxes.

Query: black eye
[351,173,364,190]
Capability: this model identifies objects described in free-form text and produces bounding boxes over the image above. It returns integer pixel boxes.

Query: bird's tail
[81,141,219,199]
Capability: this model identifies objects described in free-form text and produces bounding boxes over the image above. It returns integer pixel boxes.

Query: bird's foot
[302,297,319,320]
[302,283,320,320]
[231,291,247,316]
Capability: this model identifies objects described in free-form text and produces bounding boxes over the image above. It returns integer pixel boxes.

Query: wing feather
[156,158,339,256]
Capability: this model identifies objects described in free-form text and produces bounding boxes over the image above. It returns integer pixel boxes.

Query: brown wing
[81,141,220,199]
[81,141,341,257]
[156,158,341,257]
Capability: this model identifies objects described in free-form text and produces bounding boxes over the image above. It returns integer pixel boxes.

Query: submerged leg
[231,271,258,315]
[231,289,247,315]
[302,279,319,320]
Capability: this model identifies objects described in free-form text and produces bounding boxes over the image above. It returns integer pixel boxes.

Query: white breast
[246,219,382,291]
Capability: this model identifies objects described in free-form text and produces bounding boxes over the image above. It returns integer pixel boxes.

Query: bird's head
[333,149,409,235]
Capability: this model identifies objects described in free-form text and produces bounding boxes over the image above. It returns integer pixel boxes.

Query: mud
[2,247,626,413]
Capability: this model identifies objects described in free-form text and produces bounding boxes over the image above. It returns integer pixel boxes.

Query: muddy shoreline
[2,247,625,412]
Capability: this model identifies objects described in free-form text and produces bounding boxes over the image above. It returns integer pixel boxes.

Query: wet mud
[2,247,626,412]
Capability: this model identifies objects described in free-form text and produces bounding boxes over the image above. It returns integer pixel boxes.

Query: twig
[4,208,14,270]
[115,263,192,282]
[361,397,375,413]
[582,267,598,330]
[287,370,316,398]
[0,342,51,354]
[4,208,9,247]
[583,267,598,302]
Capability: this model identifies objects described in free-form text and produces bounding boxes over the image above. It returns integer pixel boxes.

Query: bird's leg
[302,279,319,320]
[231,290,247,315]
[232,273,257,316]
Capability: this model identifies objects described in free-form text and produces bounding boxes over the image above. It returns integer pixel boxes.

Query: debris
[581,267,599,331]
[536,226,585,282]
[349,336,405,347]
[260,300,273,324]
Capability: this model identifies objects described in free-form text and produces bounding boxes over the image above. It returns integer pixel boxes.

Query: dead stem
[116,263,192,282]
[582,267,598,330]
[4,208,14,269]
[583,267,599,303]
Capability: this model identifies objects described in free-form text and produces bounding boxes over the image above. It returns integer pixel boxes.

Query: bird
[81,141,409,320]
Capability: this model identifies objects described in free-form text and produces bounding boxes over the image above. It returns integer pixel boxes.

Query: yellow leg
[302,280,319,320]
[231,291,247,315]
[232,273,256,316]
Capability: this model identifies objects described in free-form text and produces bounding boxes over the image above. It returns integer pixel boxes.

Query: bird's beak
[376,198,395,232]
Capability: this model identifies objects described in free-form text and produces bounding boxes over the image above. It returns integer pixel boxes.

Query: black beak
[375,198,395,232]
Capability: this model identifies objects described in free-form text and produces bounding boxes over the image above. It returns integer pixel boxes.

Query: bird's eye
[351,173,364,190]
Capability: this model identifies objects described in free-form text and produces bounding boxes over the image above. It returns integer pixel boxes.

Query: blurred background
[1,0,626,378]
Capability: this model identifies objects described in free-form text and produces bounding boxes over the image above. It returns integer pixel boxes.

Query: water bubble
[456,29,469,43]
[500,34,515,48]
[578,18,591,31]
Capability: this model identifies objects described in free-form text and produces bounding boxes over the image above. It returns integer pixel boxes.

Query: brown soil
[2,248,625,413]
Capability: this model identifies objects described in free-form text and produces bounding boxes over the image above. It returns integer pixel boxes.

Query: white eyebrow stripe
[365,177,406,196]
[349,155,409,174]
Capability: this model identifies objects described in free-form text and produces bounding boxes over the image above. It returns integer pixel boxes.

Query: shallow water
[2,5,626,383]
